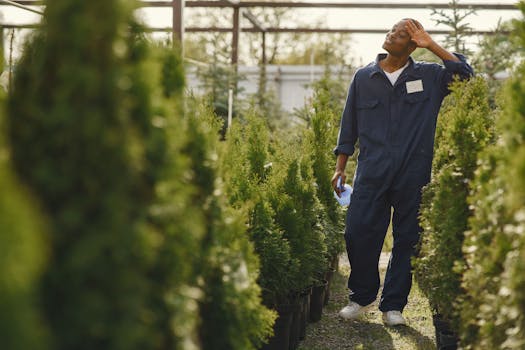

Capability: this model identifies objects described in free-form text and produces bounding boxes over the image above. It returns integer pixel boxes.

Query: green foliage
[431,0,476,55]
[460,7,525,346]
[307,77,344,215]
[459,143,511,349]
[472,19,523,105]
[221,105,335,306]
[221,112,298,307]
[4,2,364,349]
[139,43,205,349]
[411,48,442,64]
[473,20,521,80]
[184,101,275,350]
[250,198,298,306]
[268,142,328,291]
[220,111,272,204]
[251,82,287,133]
[414,77,493,329]
[0,93,48,350]
[160,43,185,98]
[304,76,348,258]
[7,1,160,349]
[194,60,244,134]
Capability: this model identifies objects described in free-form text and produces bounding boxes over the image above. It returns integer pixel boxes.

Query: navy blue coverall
[334,53,473,312]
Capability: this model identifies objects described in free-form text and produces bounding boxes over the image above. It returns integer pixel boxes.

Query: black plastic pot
[309,280,327,322]
[432,314,458,350]
[299,287,311,340]
[437,330,459,350]
[288,298,301,350]
[261,303,294,350]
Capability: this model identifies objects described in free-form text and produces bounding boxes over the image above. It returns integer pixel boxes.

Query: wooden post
[172,0,185,51]
[232,5,240,66]
[259,31,267,98]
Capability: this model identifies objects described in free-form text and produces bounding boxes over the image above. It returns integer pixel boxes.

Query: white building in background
[186,65,354,113]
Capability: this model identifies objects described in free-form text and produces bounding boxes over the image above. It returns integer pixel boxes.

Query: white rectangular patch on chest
[406,79,424,94]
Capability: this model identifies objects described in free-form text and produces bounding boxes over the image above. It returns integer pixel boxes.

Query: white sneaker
[338,301,372,320]
[382,310,407,326]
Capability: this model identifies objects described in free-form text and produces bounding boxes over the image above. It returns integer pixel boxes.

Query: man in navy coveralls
[331,19,473,326]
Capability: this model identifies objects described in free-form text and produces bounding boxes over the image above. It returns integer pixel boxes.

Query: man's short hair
[402,18,423,29]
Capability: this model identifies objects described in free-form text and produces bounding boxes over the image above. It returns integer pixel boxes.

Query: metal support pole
[172,0,185,50]
[259,31,267,97]
[231,5,240,66]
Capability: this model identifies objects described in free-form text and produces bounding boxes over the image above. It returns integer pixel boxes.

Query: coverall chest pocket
[403,92,430,124]
[404,91,429,104]
[356,99,381,135]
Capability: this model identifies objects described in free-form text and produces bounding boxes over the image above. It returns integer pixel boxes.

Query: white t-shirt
[383,61,410,86]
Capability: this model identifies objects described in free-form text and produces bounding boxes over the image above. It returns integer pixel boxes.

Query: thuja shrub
[222,104,334,305]
[249,197,299,307]
[221,113,298,307]
[268,142,328,292]
[184,101,275,350]
[7,1,156,349]
[0,165,48,350]
[498,69,525,350]
[221,111,270,204]
[459,145,511,349]
[308,77,345,218]
[414,77,493,328]
[306,77,348,261]
[0,95,48,350]
[459,5,525,348]
[138,43,205,349]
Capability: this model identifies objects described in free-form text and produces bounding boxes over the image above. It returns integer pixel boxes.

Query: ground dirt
[297,253,437,350]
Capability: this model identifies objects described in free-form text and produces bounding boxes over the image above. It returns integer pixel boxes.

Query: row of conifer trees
[415,3,525,349]
[0,1,346,349]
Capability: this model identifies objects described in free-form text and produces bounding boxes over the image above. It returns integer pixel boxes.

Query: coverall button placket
[390,84,407,147]
[389,93,399,147]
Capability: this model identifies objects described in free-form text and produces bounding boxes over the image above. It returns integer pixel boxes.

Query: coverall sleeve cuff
[333,145,354,156]
[443,53,474,76]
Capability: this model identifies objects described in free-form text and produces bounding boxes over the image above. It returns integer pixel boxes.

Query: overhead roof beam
[147,1,518,10]
[0,23,510,35]
[1,1,518,11]
[151,27,511,35]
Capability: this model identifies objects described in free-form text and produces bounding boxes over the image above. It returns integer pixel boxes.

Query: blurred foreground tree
[7,1,158,349]
[0,91,48,350]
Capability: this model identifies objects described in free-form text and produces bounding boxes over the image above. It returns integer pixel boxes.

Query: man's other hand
[331,171,346,197]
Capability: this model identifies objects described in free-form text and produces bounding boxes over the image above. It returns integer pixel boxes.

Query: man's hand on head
[406,19,460,62]
[406,20,433,49]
